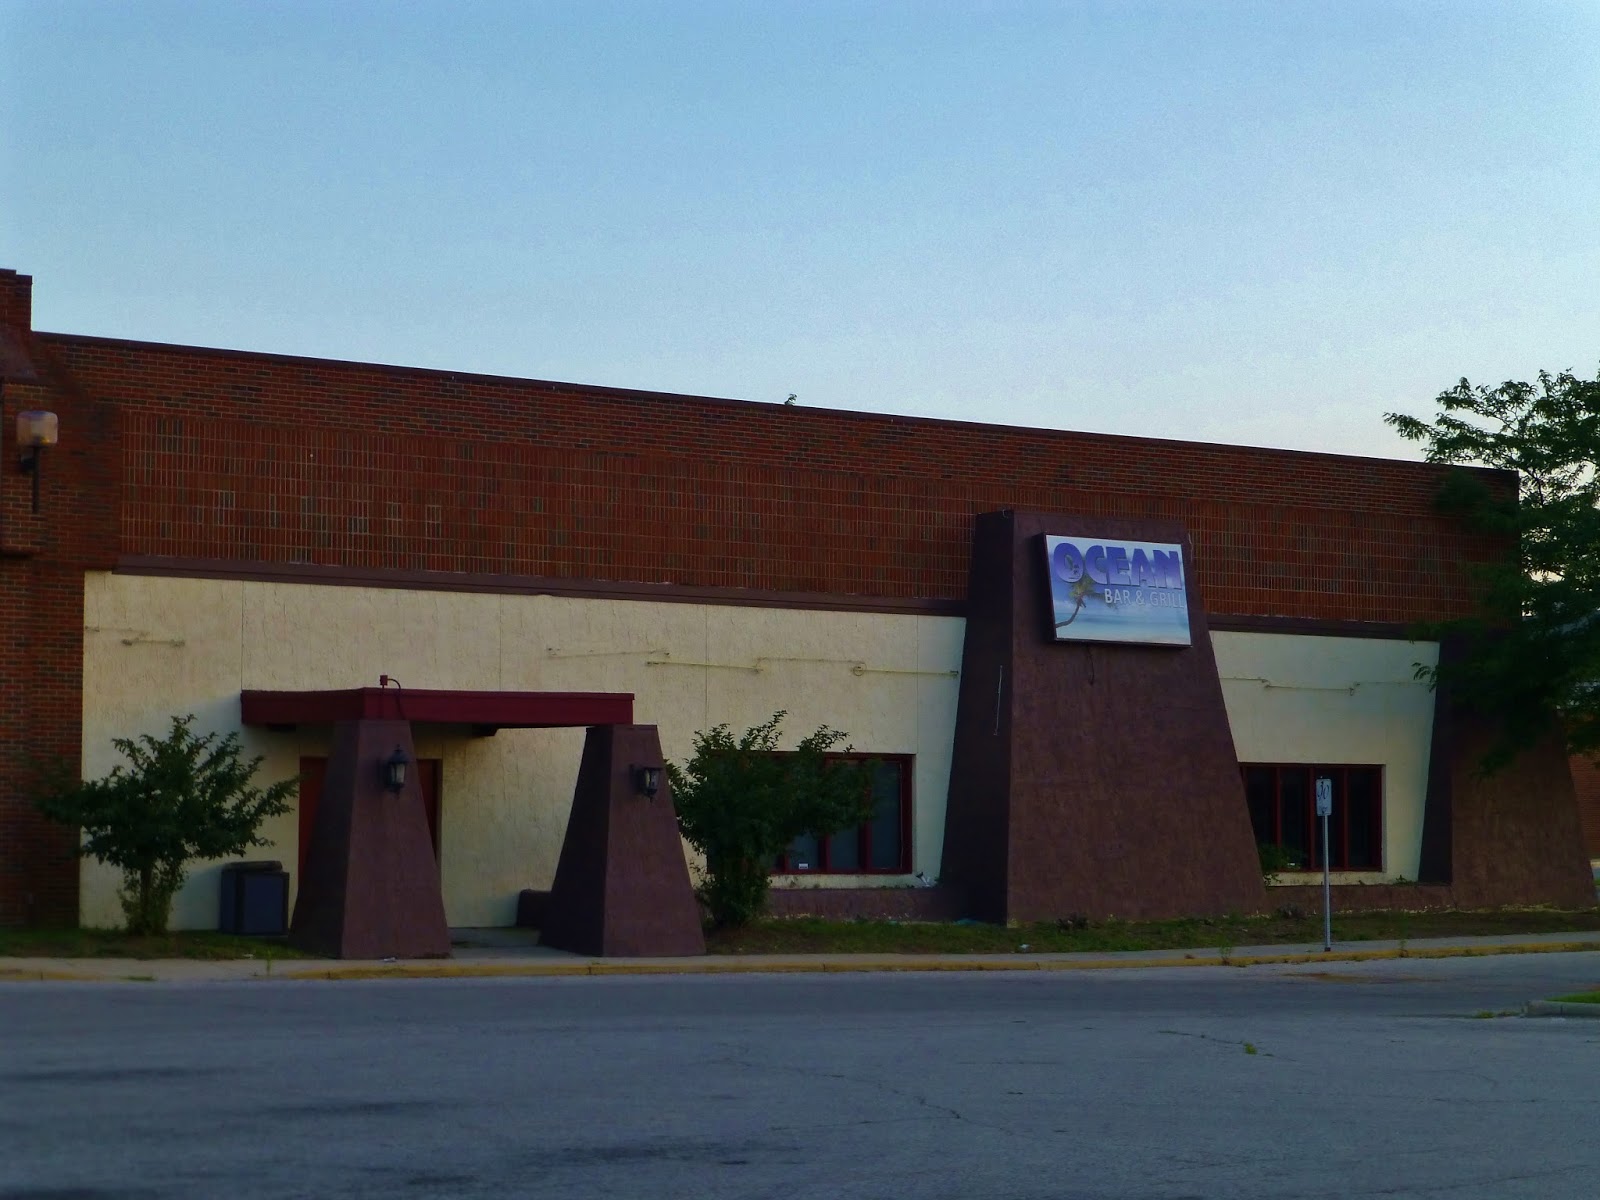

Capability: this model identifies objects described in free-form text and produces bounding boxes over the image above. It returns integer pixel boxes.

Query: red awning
[240,687,633,732]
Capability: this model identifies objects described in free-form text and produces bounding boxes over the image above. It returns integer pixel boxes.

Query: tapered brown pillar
[290,719,450,959]
[1418,638,1594,907]
[941,510,1266,922]
[541,724,705,957]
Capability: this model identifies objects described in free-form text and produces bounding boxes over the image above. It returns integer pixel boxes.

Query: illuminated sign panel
[1042,535,1191,646]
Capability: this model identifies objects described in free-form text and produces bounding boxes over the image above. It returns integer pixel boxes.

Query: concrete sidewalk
[2,928,1599,984]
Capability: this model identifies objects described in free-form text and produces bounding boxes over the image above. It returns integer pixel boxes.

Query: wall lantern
[16,409,58,515]
[383,745,410,794]
[633,764,662,799]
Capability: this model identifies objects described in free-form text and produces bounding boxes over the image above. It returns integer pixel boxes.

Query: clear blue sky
[4,1,1596,459]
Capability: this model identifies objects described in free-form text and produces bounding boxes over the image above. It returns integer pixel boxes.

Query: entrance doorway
[296,755,442,880]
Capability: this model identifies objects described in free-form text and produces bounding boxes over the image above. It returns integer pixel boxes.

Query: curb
[3,937,1595,985]
[276,938,1600,983]
[0,966,99,983]
[1524,1000,1600,1019]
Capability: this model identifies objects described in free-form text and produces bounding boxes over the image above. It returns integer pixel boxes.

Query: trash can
[218,860,289,936]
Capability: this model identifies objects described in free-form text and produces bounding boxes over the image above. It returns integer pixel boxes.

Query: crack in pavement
[709,1039,985,1130]
[1157,1028,1283,1059]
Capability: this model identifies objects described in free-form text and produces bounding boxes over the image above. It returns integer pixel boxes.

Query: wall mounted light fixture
[633,764,662,799]
[383,745,410,794]
[16,409,58,515]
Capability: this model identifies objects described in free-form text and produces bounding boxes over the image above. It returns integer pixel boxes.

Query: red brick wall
[46,333,1508,623]
[0,310,120,926]
[1573,756,1600,860]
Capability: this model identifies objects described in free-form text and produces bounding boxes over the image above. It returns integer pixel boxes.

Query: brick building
[0,266,1591,931]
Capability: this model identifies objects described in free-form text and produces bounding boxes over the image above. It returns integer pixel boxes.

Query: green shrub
[668,712,873,929]
[1257,842,1300,886]
[35,715,295,935]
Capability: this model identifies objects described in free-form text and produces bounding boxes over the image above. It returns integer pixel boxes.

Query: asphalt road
[4,953,1600,1200]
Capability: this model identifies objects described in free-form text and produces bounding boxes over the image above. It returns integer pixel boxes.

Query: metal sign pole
[1321,812,1332,952]
[1315,776,1333,952]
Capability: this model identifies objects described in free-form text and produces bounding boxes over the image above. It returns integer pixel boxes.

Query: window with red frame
[1243,764,1383,871]
[774,756,912,874]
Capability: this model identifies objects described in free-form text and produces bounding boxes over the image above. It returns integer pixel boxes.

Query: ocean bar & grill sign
[1042,535,1192,647]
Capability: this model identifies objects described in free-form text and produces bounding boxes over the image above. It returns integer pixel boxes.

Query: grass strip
[6,906,1600,961]
[705,907,1600,956]
[0,928,311,961]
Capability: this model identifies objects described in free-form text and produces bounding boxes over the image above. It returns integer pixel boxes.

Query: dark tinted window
[776,756,912,874]
[1241,764,1384,873]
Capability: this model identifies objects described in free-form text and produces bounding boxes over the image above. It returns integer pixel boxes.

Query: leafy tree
[668,711,874,928]
[1385,367,1600,770]
[35,715,296,935]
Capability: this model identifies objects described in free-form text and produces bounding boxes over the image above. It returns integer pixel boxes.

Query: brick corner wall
[0,272,118,926]
[1572,755,1600,860]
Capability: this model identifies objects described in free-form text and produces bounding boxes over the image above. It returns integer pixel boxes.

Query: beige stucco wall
[80,573,964,929]
[78,573,1441,929]
[1213,631,1439,883]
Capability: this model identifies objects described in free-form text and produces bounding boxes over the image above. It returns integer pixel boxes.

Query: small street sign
[1315,776,1333,817]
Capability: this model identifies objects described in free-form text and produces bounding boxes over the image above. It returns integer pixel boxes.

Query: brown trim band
[113,555,969,617]
[1208,614,1421,641]
[240,686,634,729]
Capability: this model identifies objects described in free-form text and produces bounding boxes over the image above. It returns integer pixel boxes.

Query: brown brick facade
[43,332,1506,623]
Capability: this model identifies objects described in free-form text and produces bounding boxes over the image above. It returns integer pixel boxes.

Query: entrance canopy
[240,687,634,733]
